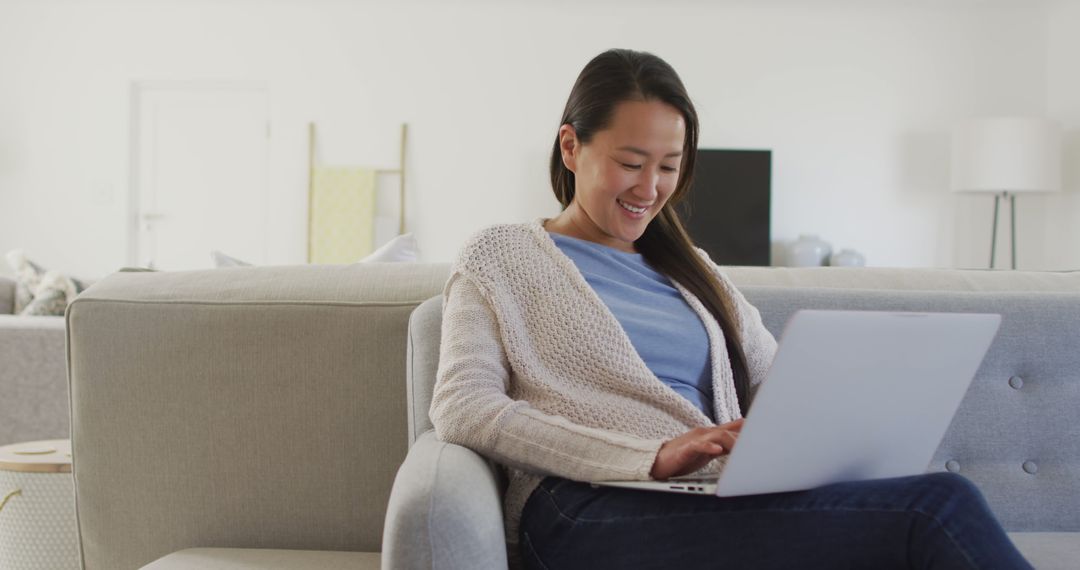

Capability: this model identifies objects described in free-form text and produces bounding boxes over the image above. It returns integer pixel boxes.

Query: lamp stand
[989,191,1017,270]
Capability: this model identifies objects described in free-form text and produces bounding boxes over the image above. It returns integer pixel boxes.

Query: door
[131,82,270,270]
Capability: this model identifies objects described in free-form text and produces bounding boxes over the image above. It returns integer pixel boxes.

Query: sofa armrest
[383,430,508,570]
[66,264,451,569]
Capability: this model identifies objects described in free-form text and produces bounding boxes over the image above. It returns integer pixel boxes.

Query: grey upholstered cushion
[740,286,1080,532]
[719,266,1080,292]
[0,275,14,314]
[0,315,69,445]
[1007,533,1080,570]
[68,263,450,570]
[383,431,508,570]
[140,548,379,569]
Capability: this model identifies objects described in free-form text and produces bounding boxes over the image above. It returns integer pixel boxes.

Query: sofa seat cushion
[141,548,379,569]
[1008,532,1080,570]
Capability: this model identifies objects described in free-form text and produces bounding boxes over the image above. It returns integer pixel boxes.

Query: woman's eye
[618,161,677,173]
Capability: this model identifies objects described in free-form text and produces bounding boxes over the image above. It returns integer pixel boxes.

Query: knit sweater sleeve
[430,272,665,482]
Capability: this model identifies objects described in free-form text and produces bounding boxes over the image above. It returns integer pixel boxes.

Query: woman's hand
[649,418,744,480]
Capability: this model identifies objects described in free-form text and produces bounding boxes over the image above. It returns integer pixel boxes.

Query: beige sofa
[65,263,1080,569]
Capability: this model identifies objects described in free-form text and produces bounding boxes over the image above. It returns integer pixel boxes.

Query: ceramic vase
[788,235,832,267]
[829,249,866,267]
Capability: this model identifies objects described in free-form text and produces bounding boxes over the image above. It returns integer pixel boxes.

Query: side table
[0,439,79,569]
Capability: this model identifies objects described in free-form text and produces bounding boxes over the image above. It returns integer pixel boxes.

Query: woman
[430,49,1030,569]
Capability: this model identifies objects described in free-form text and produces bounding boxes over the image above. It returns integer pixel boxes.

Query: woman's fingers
[654,423,747,479]
[718,430,738,451]
[692,439,724,455]
[701,427,737,445]
[719,418,745,432]
[694,429,738,454]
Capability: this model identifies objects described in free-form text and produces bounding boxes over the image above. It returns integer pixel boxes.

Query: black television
[677,149,771,266]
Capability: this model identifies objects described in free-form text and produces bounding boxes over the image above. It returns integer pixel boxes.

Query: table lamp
[950,117,1061,269]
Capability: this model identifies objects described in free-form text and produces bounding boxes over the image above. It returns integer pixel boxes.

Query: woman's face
[557,99,686,252]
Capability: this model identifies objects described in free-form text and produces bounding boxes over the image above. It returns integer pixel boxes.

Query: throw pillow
[209,234,419,268]
[5,250,43,313]
[21,271,77,316]
[211,250,253,268]
[359,233,419,263]
[4,250,90,316]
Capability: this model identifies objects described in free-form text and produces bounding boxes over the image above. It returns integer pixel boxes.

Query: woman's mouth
[617,198,648,215]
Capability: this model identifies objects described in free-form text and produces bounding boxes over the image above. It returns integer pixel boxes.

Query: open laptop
[592,309,1001,497]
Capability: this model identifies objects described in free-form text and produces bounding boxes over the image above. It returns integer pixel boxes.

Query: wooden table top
[0,439,72,473]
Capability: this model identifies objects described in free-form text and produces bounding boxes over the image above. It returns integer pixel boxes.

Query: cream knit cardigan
[430,219,778,555]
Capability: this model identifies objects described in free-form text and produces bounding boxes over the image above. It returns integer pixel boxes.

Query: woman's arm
[430,272,665,482]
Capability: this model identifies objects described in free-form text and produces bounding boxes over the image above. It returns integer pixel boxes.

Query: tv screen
[677,149,771,266]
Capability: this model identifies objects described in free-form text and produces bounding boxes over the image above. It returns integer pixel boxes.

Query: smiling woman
[543,49,755,424]
[428,49,1032,570]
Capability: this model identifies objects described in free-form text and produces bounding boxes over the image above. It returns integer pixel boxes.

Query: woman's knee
[910,472,991,517]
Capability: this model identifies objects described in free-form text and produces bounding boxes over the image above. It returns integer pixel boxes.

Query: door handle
[141,212,166,232]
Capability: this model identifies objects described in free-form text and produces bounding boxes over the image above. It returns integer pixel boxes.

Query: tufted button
[1022,461,1038,474]
[945,460,960,473]
[1009,376,1024,390]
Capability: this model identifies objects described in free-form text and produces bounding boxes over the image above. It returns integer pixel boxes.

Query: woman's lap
[519,472,1031,570]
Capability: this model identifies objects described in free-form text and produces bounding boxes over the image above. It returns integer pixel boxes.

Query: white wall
[0,0,1069,279]
[1044,0,1080,270]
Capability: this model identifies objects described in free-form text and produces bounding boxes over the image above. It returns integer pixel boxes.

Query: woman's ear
[559,124,578,173]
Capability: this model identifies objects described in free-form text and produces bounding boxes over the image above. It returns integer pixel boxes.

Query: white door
[132,83,269,270]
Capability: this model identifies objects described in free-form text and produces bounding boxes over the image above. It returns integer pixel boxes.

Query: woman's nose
[635,169,661,200]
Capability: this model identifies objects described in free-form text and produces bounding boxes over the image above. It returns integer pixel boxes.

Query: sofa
[0,275,70,445]
[65,264,1080,569]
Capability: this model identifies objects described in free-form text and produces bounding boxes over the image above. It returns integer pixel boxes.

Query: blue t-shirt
[549,232,715,421]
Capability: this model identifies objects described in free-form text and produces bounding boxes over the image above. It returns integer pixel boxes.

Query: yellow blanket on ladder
[309,167,377,263]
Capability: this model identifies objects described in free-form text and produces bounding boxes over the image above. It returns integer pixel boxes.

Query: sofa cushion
[0,275,14,314]
[740,286,1080,533]
[0,314,68,445]
[719,265,1080,292]
[141,548,379,570]
[1007,533,1080,570]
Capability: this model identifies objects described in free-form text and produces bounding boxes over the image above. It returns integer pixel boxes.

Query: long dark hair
[549,49,753,417]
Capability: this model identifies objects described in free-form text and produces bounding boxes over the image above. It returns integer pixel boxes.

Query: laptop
[592,309,1001,497]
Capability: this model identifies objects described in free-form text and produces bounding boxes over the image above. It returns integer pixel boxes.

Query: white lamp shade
[950,117,1062,193]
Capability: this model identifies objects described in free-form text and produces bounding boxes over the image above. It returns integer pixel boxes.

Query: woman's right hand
[649,418,744,480]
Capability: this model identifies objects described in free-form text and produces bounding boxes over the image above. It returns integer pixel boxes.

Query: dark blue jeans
[519,472,1032,569]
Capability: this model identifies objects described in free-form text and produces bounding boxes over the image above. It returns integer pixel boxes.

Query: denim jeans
[519,472,1032,569]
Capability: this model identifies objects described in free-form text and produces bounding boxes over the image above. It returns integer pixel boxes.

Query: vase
[829,249,866,267]
[788,235,832,267]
